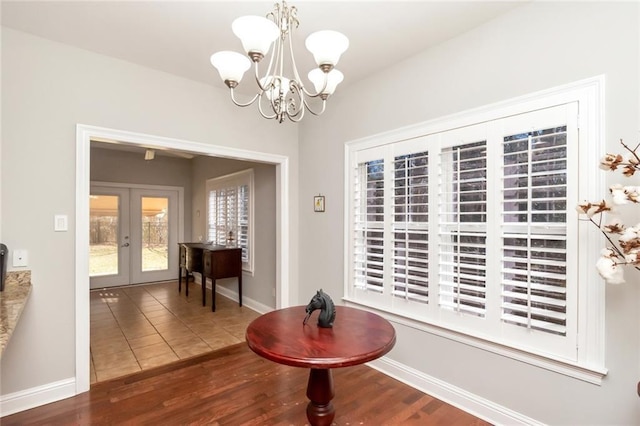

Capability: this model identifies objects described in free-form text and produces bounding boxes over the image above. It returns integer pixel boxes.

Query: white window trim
[206,168,255,274]
[343,76,607,383]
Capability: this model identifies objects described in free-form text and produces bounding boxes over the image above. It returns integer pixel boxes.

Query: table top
[245,305,396,369]
[179,242,240,251]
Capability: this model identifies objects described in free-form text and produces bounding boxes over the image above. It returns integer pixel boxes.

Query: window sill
[342,297,608,385]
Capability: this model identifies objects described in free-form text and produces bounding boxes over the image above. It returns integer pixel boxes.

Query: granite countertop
[0,270,32,356]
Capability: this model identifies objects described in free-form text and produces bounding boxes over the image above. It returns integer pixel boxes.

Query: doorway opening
[76,124,290,394]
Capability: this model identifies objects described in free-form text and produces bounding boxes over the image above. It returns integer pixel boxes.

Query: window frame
[343,76,607,383]
[206,168,255,274]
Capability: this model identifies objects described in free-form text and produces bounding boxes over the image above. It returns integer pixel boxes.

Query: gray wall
[90,147,277,308]
[298,2,639,425]
[0,27,299,398]
[90,146,194,240]
[191,157,277,308]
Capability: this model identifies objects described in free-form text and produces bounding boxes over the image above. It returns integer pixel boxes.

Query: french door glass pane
[89,195,119,277]
[141,197,169,272]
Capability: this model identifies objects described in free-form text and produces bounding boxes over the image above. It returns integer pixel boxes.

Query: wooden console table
[245,305,396,426]
[178,243,242,311]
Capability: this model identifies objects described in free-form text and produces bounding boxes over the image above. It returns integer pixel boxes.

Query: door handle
[121,242,130,247]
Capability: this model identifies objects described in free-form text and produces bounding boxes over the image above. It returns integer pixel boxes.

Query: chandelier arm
[285,17,305,92]
[257,94,278,120]
[288,82,322,117]
[302,97,327,117]
[286,93,305,123]
[229,88,260,108]
[287,82,305,118]
[288,107,305,123]
[253,54,276,94]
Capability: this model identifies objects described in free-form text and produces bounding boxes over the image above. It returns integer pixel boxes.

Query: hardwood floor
[2,343,490,425]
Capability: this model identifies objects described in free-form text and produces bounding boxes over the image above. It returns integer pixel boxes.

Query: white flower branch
[577,139,640,284]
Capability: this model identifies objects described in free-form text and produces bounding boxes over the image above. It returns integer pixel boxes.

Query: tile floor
[90,280,260,384]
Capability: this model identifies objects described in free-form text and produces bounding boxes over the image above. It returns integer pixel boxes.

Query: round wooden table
[245,305,396,426]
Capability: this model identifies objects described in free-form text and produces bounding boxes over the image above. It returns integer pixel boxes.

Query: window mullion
[427,136,440,318]
[484,122,502,325]
[383,150,394,300]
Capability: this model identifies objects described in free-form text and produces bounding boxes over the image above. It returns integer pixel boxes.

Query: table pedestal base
[306,369,335,426]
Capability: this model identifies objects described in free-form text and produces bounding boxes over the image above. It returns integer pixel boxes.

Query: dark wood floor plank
[2,343,491,425]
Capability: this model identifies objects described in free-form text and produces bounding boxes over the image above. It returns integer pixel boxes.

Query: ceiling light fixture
[144,149,155,161]
[210,1,349,123]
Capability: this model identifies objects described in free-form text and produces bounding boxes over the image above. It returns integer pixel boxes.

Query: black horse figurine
[303,289,336,328]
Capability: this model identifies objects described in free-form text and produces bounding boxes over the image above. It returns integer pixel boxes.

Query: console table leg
[306,368,335,426]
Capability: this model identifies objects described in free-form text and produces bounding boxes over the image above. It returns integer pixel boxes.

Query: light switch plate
[54,214,68,232]
[13,249,28,267]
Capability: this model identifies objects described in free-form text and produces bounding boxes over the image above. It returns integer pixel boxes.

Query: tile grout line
[106,289,144,373]
[146,282,215,353]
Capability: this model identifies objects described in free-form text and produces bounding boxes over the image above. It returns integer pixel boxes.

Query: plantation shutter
[237,184,250,263]
[353,159,385,292]
[438,141,488,317]
[205,169,253,271]
[224,186,238,245]
[501,126,569,336]
[347,92,591,366]
[207,190,219,243]
[391,151,429,303]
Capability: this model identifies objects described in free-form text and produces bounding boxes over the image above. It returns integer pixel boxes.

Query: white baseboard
[367,357,543,426]
[194,272,273,315]
[0,377,76,418]
[214,285,273,314]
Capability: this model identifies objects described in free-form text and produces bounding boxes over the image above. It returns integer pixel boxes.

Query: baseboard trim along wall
[0,377,76,417]
[214,284,273,315]
[367,356,544,426]
[195,272,274,315]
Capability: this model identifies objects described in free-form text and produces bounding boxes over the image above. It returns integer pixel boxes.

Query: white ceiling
[1,0,526,156]
[1,1,526,92]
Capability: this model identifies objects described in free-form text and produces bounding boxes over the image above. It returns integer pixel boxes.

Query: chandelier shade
[305,30,349,69]
[210,1,349,123]
[232,16,279,59]
[308,69,344,96]
[210,51,251,86]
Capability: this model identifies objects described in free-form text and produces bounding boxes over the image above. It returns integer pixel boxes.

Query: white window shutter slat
[438,141,488,317]
[392,151,429,303]
[353,159,385,292]
[501,126,569,336]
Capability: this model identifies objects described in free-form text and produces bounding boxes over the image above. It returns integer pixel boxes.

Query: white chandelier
[210,1,349,123]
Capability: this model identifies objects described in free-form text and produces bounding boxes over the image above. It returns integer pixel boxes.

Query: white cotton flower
[619,225,640,243]
[610,184,628,205]
[596,255,625,284]
[624,186,640,203]
[600,248,617,258]
[625,250,640,265]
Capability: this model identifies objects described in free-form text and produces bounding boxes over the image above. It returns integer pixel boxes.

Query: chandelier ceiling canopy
[210,1,349,123]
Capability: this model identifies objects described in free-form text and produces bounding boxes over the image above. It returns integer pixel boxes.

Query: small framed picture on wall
[314,195,325,212]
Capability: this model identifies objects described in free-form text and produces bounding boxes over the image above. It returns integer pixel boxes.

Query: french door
[89,184,179,289]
